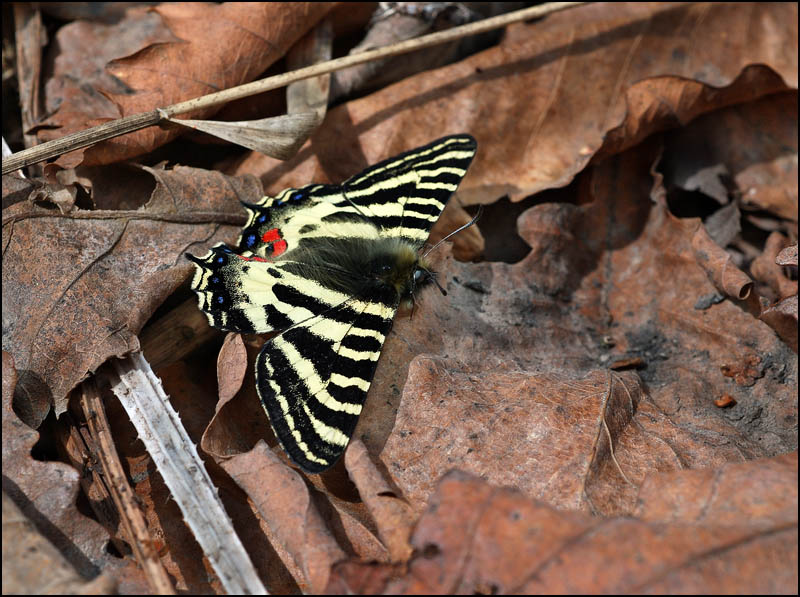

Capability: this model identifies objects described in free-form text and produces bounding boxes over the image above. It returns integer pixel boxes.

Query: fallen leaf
[1,352,121,579]
[40,3,337,167]
[750,232,798,300]
[372,469,798,594]
[776,243,798,266]
[760,295,799,353]
[635,452,797,527]
[345,439,415,562]
[236,3,797,203]
[2,166,256,423]
[2,493,118,595]
[219,441,346,593]
[217,332,247,408]
[660,92,798,223]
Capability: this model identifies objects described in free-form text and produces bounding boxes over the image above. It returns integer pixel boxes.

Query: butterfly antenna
[430,273,448,296]
[422,205,484,258]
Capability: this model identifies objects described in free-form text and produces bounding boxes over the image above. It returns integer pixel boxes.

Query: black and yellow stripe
[188,134,477,472]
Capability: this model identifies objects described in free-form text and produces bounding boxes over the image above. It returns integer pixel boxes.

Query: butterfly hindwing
[187,246,362,333]
[256,295,397,472]
[188,134,477,472]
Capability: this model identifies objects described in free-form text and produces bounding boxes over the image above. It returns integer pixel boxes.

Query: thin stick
[2,2,586,175]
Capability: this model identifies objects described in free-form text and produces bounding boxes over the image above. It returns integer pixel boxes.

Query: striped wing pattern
[187,247,362,333]
[188,134,476,472]
[236,135,477,256]
[257,295,396,472]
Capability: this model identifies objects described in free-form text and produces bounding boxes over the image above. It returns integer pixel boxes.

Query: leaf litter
[2,2,797,594]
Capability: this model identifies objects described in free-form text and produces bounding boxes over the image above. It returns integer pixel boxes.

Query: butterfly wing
[256,294,397,472]
[236,134,477,258]
[188,134,477,472]
[236,184,374,259]
[187,245,366,333]
[341,134,477,247]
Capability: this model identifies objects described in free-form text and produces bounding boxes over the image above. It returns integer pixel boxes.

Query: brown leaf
[325,560,404,595]
[660,92,798,223]
[381,364,643,515]
[751,232,798,300]
[776,243,798,266]
[41,3,337,166]
[201,335,272,460]
[36,6,179,169]
[692,223,755,301]
[379,470,797,594]
[635,452,798,528]
[217,333,247,408]
[2,493,118,595]
[219,441,346,593]
[345,439,414,562]
[236,3,797,202]
[760,295,799,353]
[2,166,257,423]
[1,351,118,579]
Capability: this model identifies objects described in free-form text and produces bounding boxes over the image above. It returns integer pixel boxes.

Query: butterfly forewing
[342,135,477,246]
[188,134,477,472]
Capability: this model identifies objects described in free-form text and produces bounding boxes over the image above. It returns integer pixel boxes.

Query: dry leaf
[219,441,346,593]
[326,469,796,593]
[40,3,337,166]
[661,92,798,223]
[691,224,755,300]
[1,352,119,578]
[236,3,797,203]
[345,439,415,562]
[751,232,798,300]
[760,295,799,353]
[2,166,257,423]
[217,333,248,408]
[2,493,118,595]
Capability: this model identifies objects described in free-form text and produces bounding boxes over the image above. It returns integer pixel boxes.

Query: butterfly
[187,134,477,472]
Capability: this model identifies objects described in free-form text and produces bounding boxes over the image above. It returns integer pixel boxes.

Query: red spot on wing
[272,240,288,256]
[261,228,281,243]
[258,227,288,257]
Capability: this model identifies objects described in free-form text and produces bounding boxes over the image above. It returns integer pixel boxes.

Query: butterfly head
[366,240,445,310]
